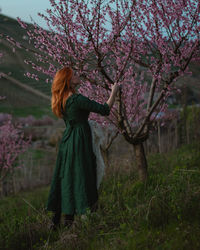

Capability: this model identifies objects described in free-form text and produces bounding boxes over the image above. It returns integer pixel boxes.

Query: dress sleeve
[76,94,110,116]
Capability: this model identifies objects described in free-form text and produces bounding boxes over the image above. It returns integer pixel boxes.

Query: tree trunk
[133,143,148,182]
[101,148,109,168]
[175,118,178,148]
[157,120,161,153]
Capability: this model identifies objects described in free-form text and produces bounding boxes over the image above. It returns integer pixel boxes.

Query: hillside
[0,14,56,118]
[0,14,52,96]
[0,77,53,118]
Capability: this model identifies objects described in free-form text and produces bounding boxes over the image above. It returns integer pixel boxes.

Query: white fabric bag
[88,120,118,189]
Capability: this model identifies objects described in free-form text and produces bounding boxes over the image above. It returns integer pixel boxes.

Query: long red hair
[51,66,76,118]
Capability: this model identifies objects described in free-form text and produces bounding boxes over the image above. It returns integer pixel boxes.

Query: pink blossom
[0,115,32,184]
[4,0,200,143]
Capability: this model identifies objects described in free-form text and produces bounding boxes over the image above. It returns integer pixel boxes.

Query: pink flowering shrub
[0,96,6,101]
[0,113,11,126]
[16,115,36,127]
[16,115,54,127]
[0,114,32,194]
[31,115,54,126]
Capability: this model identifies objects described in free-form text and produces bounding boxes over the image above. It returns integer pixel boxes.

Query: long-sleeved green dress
[46,93,110,215]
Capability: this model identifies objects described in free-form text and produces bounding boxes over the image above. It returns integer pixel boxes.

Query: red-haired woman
[46,66,119,230]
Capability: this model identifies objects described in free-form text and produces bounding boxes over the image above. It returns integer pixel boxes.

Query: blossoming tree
[10,0,200,181]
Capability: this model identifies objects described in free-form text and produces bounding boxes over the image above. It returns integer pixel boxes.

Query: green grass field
[0,142,200,250]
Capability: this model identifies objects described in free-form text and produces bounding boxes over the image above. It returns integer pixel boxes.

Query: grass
[0,186,53,250]
[0,142,200,250]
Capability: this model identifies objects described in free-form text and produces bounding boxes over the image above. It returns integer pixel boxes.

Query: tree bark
[101,148,109,168]
[133,143,148,182]
[175,118,178,148]
[157,120,161,153]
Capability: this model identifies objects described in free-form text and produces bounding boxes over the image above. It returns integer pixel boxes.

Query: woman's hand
[111,82,120,95]
[106,82,121,109]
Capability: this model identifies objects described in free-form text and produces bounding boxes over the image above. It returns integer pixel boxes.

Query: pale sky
[0,0,52,28]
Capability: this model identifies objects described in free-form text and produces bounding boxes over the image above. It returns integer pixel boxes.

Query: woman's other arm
[106,82,120,109]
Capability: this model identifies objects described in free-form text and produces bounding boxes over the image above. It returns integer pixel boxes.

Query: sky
[0,0,52,28]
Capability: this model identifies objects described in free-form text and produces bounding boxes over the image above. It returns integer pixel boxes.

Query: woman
[46,66,119,230]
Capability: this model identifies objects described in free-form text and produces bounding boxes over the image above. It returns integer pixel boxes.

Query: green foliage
[0,143,200,249]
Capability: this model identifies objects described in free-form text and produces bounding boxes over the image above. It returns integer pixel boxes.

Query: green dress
[46,93,110,215]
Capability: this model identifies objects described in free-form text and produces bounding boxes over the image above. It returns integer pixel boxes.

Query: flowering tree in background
[8,0,200,181]
[0,115,32,196]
